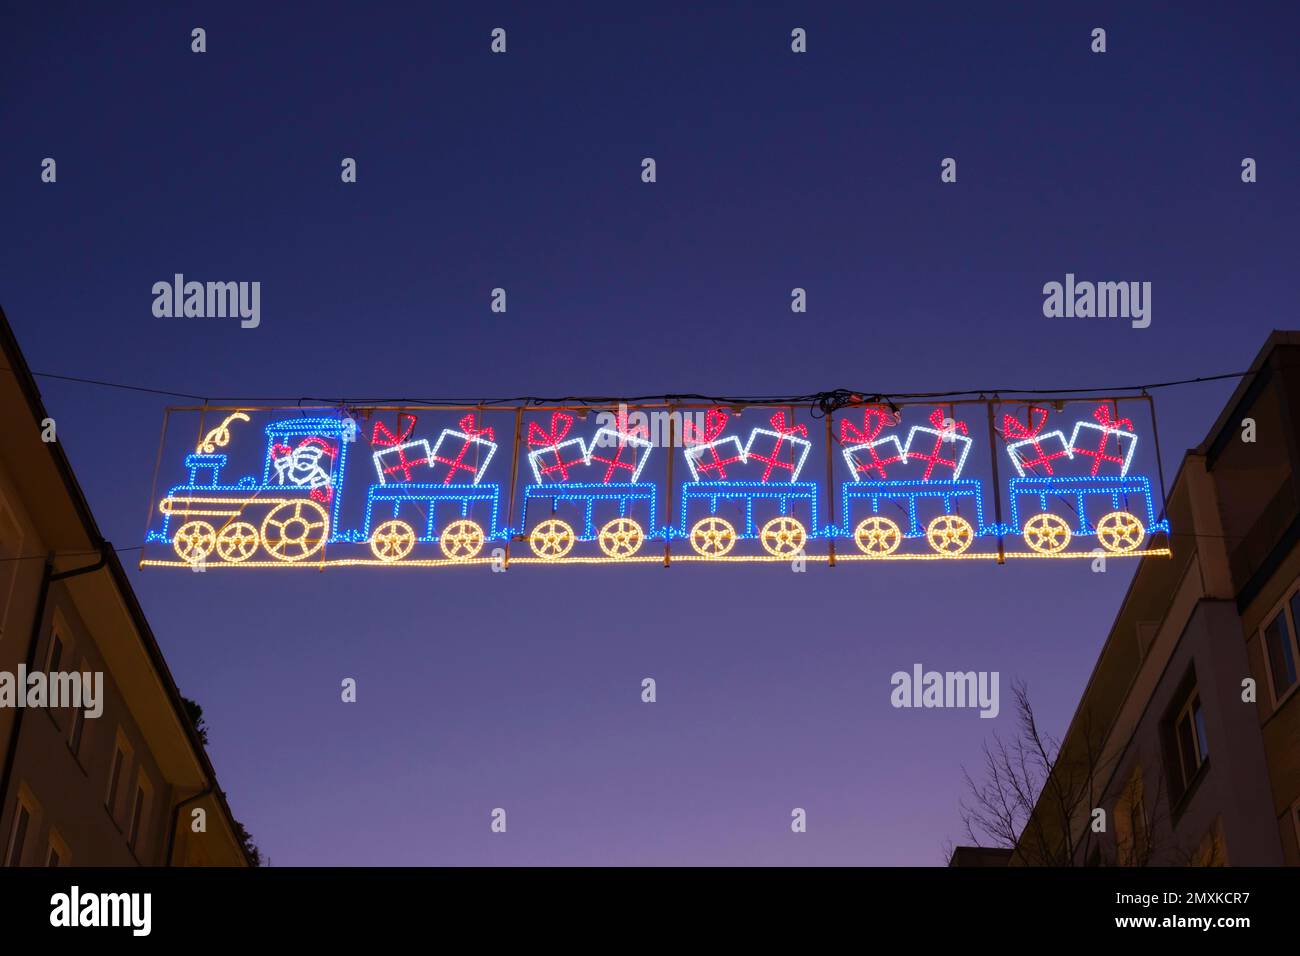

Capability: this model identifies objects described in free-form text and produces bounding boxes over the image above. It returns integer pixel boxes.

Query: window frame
[66,655,91,761]
[1173,690,1208,792]
[127,772,152,855]
[1258,580,1300,709]
[105,732,132,825]
[4,787,39,868]
[0,491,23,638]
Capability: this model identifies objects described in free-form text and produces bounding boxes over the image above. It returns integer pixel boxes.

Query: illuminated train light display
[141,402,1172,569]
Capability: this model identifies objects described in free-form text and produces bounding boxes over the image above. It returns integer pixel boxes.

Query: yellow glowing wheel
[689,517,737,558]
[1022,513,1072,555]
[854,516,902,556]
[1096,511,1144,554]
[260,500,329,562]
[173,521,216,563]
[926,514,974,556]
[214,521,259,563]
[440,519,486,561]
[760,517,806,557]
[370,519,417,563]
[530,519,575,560]
[598,518,644,558]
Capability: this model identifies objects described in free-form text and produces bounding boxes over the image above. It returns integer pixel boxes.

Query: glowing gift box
[900,410,972,480]
[1001,407,1073,477]
[1067,405,1138,477]
[682,408,745,481]
[842,436,905,480]
[684,436,746,481]
[373,439,434,484]
[587,419,654,484]
[428,414,498,485]
[741,412,811,483]
[839,408,904,480]
[526,412,588,484]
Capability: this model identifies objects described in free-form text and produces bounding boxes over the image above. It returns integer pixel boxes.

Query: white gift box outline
[586,426,655,483]
[526,436,590,484]
[1066,421,1138,477]
[371,438,435,484]
[1004,430,1074,478]
[841,435,906,481]
[426,428,498,486]
[683,435,747,482]
[742,427,812,483]
[900,426,973,480]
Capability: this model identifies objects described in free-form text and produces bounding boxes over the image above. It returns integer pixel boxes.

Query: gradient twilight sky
[3,1,1297,864]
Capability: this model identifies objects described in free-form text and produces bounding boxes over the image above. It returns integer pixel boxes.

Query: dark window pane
[46,846,60,867]
[47,635,62,672]
[1193,699,1209,762]
[7,806,30,867]
[1264,614,1298,699]
[106,750,123,814]
[129,787,144,849]
[70,709,85,755]
[1177,714,1198,786]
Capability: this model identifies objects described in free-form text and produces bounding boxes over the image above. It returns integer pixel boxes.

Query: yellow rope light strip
[140,547,1171,570]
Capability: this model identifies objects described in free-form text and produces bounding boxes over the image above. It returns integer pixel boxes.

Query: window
[45,631,64,673]
[0,495,23,637]
[5,803,31,867]
[68,657,89,757]
[46,831,69,867]
[127,776,151,854]
[1259,587,1300,706]
[105,744,126,819]
[1174,692,1209,791]
[1114,766,1149,866]
[1162,667,1210,809]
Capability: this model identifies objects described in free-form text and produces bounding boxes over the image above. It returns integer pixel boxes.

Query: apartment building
[953,330,1300,866]
[0,307,249,866]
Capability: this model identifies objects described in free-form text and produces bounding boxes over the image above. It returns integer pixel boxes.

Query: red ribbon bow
[458,413,494,442]
[1002,406,1049,441]
[613,408,649,440]
[371,413,417,448]
[527,412,574,447]
[682,407,729,445]
[928,408,968,436]
[1092,404,1134,432]
[769,410,808,438]
[839,407,893,445]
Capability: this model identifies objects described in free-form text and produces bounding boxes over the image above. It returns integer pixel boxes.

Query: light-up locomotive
[151,413,504,564]
[146,402,1168,567]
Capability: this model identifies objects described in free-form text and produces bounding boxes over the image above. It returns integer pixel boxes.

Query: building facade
[953,330,1300,867]
[0,308,249,866]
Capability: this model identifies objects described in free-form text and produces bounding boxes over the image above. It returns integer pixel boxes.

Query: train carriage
[678,480,820,558]
[839,478,996,556]
[1007,475,1168,555]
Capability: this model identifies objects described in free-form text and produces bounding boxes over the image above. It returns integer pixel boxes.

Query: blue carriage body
[839,478,996,538]
[521,482,658,540]
[677,480,821,539]
[1007,475,1169,536]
